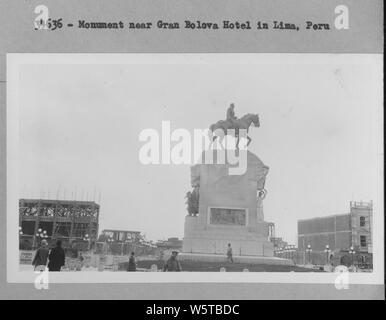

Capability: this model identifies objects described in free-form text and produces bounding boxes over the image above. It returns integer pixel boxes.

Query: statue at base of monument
[185,186,199,216]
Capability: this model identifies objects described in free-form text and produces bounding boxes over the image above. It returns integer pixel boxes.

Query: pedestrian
[330,253,334,266]
[48,240,66,272]
[227,243,234,263]
[163,251,182,272]
[32,239,49,271]
[78,252,85,269]
[127,252,137,272]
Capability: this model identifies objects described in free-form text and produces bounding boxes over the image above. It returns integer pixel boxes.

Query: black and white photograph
[6,53,383,286]
[0,0,383,303]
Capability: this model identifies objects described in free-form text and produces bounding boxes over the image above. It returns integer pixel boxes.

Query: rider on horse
[226,103,238,128]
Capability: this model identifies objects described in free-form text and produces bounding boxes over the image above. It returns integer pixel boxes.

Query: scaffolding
[19,198,100,250]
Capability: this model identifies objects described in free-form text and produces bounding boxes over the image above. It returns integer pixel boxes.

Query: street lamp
[286,245,294,260]
[349,246,356,266]
[19,226,23,236]
[36,228,48,239]
[283,246,288,259]
[106,235,114,254]
[83,233,91,251]
[292,245,297,261]
[287,245,295,261]
[324,244,331,265]
[306,244,312,264]
[122,239,128,255]
[34,228,48,248]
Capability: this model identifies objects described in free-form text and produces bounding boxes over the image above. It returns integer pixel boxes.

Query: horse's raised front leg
[246,135,251,147]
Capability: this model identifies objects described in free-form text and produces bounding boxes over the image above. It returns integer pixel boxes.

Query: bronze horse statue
[209,113,260,148]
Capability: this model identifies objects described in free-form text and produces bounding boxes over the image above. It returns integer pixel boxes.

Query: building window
[103,231,114,238]
[118,232,125,241]
[360,216,366,227]
[360,235,367,247]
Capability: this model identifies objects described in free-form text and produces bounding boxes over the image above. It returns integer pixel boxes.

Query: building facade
[156,237,183,250]
[297,201,373,266]
[96,229,157,255]
[98,229,141,243]
[19,199,100,251]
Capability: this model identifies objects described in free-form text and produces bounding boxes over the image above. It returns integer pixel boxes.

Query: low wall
[178,252,294,265]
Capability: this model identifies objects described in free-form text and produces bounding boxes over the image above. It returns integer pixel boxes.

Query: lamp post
[292,245,296,260]
[306,244,312,265]
[106,235,114,254]
[287,245,294,260]
[122,238,131,255]
[34,228,48,249]
[36,228,48,240]
[19,226,23,236]
[324,245,331,265]
[83,233,90,251]
[292,245,297,262]
[288,246,292,259]
[287,245,296,261]
[349,246,356,267]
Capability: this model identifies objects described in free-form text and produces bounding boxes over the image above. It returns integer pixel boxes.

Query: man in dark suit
[48,240,66,271]
[163,251,182,272]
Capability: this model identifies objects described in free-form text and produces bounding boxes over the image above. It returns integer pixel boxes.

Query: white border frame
[7,53,384,284]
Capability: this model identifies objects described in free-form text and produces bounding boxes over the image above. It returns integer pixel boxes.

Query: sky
[18,54,383,245]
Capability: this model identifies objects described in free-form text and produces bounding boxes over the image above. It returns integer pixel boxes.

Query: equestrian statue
[209,103,260,149]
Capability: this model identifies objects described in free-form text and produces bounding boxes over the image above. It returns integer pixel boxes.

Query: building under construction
[19,198,100,251]
[95,229,157,256]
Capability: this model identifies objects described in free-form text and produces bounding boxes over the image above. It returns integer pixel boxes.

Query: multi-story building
[19,198,100,251]
[270,237,288,250]
[297,201,373,266]
[98,229,141,243]
[156,237,183,250]
[96,229,157,255]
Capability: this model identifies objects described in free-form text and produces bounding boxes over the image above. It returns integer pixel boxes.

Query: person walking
[227,243,234,263]
[32,239,49,270]
[48,240,66,272]
[163,251,182,272]
[127,252,137,272]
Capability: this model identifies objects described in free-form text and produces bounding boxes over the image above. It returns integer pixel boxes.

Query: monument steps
[178,252,294,266]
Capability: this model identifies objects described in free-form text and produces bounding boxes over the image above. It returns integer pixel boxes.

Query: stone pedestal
[183,215,273,256]
[183,150,274,257]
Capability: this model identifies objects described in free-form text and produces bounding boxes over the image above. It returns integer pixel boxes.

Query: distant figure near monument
[182,103,274,258]
[163,251,182,272]
[227,243,234,263]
